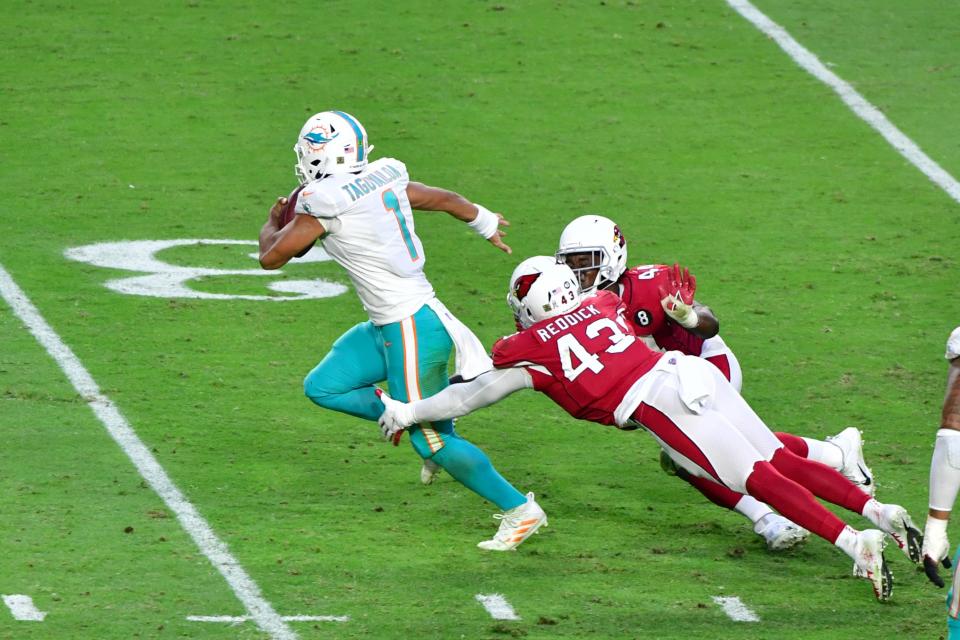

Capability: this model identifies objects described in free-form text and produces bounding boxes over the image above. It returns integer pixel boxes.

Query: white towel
[426,298,494,380]
[675,354,716,415]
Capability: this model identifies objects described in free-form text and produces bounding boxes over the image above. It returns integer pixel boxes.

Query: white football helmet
[555,215,627,295]
[294,110,374,184]
[507,256,581,329]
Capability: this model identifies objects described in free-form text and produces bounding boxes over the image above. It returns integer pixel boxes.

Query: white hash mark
[2,595,46,622]
[475,594,521,620]
[712,596,760,622]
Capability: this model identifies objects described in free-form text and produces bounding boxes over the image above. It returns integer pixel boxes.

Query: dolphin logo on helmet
[293,111,374,184]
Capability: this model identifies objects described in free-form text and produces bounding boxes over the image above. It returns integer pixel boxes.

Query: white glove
[376,389,416,446]
[922,516,952,587]
[660,293,699,329]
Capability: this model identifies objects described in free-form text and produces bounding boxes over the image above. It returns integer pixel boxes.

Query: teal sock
[429,435,526,510]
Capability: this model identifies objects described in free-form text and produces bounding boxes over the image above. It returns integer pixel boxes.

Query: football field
[2,1,958,638]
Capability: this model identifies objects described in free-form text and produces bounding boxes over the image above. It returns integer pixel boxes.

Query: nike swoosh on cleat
[857,464,872,485]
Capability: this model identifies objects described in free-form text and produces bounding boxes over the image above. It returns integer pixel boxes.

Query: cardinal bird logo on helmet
[513,273,542,302]
[613,225,625,248]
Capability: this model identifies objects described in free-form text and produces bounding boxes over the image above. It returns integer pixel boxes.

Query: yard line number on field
[0,264,304,640]
[727,0,960,205]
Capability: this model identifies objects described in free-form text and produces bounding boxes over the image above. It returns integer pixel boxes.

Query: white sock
[930,429,960,511]
[861,498,883,526]
[802,437,844,469]
[834,525,859,557]
[734,495,774,525]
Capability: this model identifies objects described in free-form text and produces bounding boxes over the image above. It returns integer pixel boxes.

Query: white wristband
[678,308,699,329]
[468,204,499,239]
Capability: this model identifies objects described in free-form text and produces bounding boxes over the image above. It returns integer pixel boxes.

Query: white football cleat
[420,459,442,485]
[876,504,923,563]
[477,492,547,551]
[826,427,875,496]
[754,514,809,551]
[852,529,892,601]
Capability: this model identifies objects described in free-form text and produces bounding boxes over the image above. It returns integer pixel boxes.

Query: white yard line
[475,594,521,620]
[0,264,297,640]
[2,595,46,621]
[188,615,349,623]
[712,596,760,622]
[727,0,960,205]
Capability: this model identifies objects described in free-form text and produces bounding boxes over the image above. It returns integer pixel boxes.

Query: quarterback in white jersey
[258,110,545,552]
[294,157,432,324]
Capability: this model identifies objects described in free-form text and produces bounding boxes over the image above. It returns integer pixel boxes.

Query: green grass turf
[1,0,958,638]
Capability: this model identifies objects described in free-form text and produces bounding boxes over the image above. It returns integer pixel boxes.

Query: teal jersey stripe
[332,110,365,162]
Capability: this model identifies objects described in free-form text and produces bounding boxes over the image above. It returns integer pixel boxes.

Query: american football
[280,184,315,257]
[279,184,305,228]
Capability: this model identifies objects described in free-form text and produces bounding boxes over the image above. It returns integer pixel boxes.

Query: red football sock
[769,447,870,514]
[745,461,846,543]
[775,432,809,457]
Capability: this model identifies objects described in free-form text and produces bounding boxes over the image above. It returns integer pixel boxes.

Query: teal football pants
[303,303,525,511]
[948,543,960,639]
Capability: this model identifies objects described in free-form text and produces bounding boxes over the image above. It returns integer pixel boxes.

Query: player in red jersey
[555,215,874,550]
[377,259,924,601]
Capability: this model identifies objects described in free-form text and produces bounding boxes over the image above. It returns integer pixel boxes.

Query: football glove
[375,389,415,446]
[922,515,952,588]
[658,263,699,329]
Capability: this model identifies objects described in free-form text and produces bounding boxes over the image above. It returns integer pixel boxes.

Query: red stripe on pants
[704,354,731,382]
[637,403,724,486]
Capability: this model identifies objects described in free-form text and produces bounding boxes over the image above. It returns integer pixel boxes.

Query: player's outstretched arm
[377,368,532,442]
[406,181,511,254]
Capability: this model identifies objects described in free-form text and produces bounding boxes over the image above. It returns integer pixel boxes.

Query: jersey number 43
[557,316,635,381]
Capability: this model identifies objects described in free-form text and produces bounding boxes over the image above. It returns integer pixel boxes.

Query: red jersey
[616,264,706,356]
[491,290,664,426]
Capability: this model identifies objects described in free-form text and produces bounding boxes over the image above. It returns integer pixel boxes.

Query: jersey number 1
[382,189,419,261]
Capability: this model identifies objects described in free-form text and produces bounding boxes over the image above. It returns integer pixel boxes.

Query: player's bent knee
[303,373,335,407]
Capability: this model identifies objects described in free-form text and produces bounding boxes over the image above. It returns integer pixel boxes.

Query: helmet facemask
[558,248,617,295]
[555,215,627,296]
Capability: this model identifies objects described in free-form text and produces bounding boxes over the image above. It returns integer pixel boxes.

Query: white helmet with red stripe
[294,110,375,183]
[507,256,581,329]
